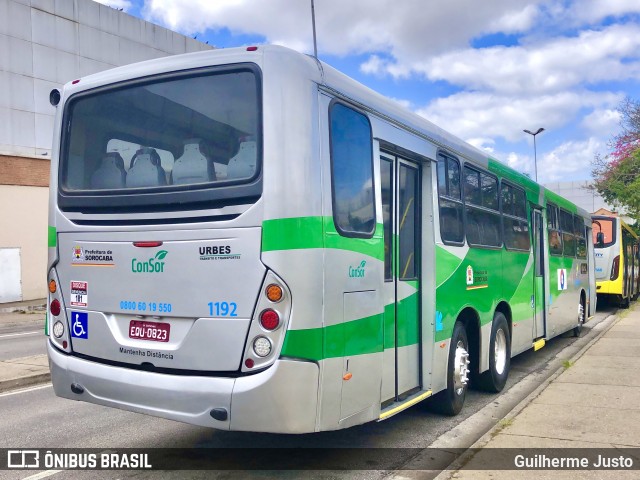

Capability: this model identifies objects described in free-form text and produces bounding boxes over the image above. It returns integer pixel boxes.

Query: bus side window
[437,154,464,244]
[549,230,563,254]
[548,204,563,255]
[329,102,375,238]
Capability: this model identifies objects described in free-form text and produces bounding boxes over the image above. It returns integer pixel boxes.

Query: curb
[0,303,46,314]
[0,373,52,394]
[434,308,625,478]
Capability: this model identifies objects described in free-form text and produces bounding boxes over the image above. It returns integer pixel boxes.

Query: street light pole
[523,127,545,182]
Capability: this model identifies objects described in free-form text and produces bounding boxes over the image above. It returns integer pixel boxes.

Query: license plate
[129,320,170,342]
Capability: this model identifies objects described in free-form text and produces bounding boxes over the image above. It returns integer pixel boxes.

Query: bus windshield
[592,217,615,248]
[59,66,260,208]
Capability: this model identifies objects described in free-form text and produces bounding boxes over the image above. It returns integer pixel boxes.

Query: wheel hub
[494,329,507,375]
[453,340,470,395]
[578,302,585,325]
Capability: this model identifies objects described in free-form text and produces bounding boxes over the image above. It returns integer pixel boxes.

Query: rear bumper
[47,341,319,433]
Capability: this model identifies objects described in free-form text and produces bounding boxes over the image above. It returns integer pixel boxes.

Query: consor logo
[131,250,168,273]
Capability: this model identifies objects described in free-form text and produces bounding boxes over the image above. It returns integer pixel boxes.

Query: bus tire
[477,312,511,393]
[620,294,630,309]
[431,322,469,416]
[573,295,586,337]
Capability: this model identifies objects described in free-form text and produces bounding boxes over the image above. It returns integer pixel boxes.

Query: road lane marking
[0,331,42,339]
[0,384,52,398]
[21,471,62,480]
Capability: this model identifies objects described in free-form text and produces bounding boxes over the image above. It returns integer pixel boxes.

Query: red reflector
[133,241,163,247]
[63,340,68,349]
[50,299,61,316]
[260,309,279,330]
[245,358,254,368]
[246,46,258,51]
[72,79,80,84]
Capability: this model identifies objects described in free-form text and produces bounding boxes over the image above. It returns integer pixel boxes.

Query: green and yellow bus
[46,45,596,432]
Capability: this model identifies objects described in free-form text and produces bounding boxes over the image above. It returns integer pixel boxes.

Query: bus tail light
[241,271,291,372]
[48,269,71,353]
[611,255,620,280]
[253,337,272,357]
[50,299,61,316]
[53,321,64,338]
[260,309,280,330]
[265,284,283,302]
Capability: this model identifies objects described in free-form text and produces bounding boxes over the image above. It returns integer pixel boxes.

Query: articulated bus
[46,45,596,433]
[592,215,639,307]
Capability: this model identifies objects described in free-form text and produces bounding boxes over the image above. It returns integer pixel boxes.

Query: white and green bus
[46,45,595,433]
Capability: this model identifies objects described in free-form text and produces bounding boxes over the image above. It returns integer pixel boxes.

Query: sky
[98,0,640,184]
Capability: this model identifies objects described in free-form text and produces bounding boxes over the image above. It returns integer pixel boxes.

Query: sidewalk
[0,355,50,392]
[0,298,46,314]
[439,303,640,478]
[0,299,50,393]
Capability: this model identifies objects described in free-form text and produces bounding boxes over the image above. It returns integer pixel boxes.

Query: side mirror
[596,232,604,247]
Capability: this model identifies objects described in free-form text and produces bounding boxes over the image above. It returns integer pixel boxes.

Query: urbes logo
[131,250,168,274]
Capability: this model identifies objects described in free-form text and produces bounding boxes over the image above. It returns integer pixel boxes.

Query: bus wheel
[573,296,586,337]
[477,312,511,392]
[431,322,469,416]
[620,294,630,309]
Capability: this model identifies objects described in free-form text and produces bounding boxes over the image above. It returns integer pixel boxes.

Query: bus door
[381,153,421,403]
[532,208,546,340]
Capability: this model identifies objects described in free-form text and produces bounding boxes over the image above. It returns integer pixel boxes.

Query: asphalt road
[0,303,617,480]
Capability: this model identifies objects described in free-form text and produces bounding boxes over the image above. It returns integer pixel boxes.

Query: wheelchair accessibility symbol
[71,311,88,339]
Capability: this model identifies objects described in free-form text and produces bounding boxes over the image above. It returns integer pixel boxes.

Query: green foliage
[592,149,640,219]
[592,98,640,221]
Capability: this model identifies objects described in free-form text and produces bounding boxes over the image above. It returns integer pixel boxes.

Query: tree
[592,98,640,220]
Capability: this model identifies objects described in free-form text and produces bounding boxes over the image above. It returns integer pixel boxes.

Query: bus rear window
[59,65,261,211]
[592,218,615,248]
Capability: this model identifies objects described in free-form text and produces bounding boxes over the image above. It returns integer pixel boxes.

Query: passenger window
[560,209,576,257]
[329,103,375,237]
[437,154,464,244]
[381,158,393,281]
[502,183,530,251]
[464,166,501,248]
[399,164,418,279]
[548,204,563,256]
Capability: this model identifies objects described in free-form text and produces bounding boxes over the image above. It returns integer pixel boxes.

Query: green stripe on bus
[262,216,384,260]
[383,291,420,349]
[281,311,384,361]
[282,291,419,360]
[435,246,464,287]
[48,226,57,247]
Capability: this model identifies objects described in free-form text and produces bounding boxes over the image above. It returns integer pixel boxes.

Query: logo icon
[466,265,474,285]
[348,260,367,278]
[7,450,39,469]
[73,245,83,260]
[71,311,88,339]
[131,250,168,274]
[557,268,567,291]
